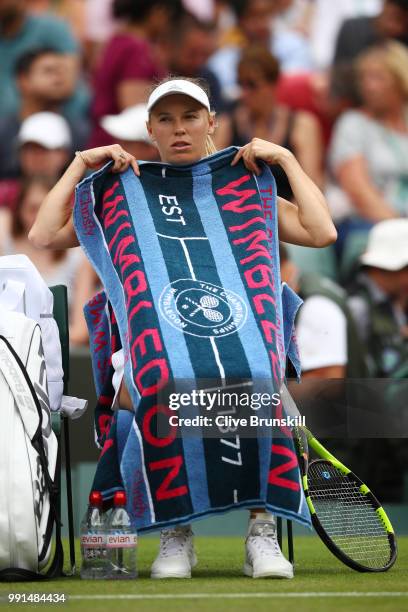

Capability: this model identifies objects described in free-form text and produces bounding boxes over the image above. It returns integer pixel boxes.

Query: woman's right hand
[77,144,140,176]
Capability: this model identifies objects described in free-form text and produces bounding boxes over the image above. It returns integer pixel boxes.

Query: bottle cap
[114,491,127,506]
[89,491,103,506]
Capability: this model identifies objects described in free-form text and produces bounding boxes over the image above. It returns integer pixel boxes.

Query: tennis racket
[292,425,398,572]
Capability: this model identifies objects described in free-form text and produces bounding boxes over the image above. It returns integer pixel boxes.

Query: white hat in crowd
[101,104,151,142]
[18,112,72,149]
[146,79,210,113]
[360,219,408,271]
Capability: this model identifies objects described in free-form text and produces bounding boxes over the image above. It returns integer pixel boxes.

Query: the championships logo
[159,279,247,338]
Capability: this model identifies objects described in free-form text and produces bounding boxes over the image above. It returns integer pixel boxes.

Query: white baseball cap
[147,79,210,113]
[18,112,72,149]
[101,104,151,142]
[360,219,408,271]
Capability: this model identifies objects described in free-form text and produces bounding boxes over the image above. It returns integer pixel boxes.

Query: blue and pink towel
[75,146,310,531]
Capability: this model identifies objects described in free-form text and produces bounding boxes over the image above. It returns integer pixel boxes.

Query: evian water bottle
[106,491,137,579]
[80,491,108,579]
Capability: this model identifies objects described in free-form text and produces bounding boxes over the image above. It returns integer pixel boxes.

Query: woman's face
[358,56,403,113]
[238,67,276,114]
[20,143,69,178]
[240,0,274,45]
[147,94,215,164]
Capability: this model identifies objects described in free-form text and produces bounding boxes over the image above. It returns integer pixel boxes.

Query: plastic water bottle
[106,491,137,579]
[80,491,108,579]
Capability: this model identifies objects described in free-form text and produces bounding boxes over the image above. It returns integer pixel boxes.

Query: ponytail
[205,135,217,156]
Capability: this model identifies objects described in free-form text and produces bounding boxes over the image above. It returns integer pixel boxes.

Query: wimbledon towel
[75,146,309,531]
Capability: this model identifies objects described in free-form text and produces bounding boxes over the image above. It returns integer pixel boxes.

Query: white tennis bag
[0,254,64,413]
[0,307,62,580]
[0,255,87,420]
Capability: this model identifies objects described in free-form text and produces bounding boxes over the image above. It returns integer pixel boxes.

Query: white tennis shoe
[244,516,294,579]
[151,525,197,579]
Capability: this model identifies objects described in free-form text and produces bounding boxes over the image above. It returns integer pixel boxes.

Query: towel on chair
[75,146,310,531]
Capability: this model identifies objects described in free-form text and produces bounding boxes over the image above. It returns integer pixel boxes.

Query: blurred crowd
[0,0,407,407]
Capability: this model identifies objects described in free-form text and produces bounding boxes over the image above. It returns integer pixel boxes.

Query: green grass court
[1,536,407,612]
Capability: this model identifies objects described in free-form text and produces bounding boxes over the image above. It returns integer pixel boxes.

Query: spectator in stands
[329,42,408,250]
[28,0,88,46]
[224,46,323,197]
[213,0,236,36]
[280,243,357,379]
[168,14,226,113]
[346,218,408,502]
[17,112,72,178]
[280,242,359,448]
[100,104,159,161]
[0,48,89,179]
[333,0,408,66]
[207,0,314,101]
[276,64,358,150]
[307,0,382,70]
[84,0,116,70]
[88,0,183,148]
[348,219,408,378]
[0,0,87,120]
[0,112,72,212]
[0,175,96,345]
[274,0,313,33]
[183,0,216,22]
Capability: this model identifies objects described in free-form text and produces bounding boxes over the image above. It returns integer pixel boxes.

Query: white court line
[180,240,196,280]
[209,336,226,381]
[155,233,227,381]
[64,592,408,601]
[156,234,208,240]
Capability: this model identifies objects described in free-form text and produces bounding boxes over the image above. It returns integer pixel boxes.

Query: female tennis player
[30,78,337,580]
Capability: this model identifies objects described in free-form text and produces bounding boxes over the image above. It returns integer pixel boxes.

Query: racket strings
[308,462,391,568]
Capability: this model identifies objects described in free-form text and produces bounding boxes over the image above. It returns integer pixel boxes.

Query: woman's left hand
[231,138,293,175]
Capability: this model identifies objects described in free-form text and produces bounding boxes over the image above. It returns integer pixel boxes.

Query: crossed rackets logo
[159,279,247,338]
[184,295,225,323]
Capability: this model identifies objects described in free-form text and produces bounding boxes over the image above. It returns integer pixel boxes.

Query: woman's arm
[291,111,324,189]
[335,156,397,222]
[29,145,139,250]
[29,156,85,249]
[231,138,337,247]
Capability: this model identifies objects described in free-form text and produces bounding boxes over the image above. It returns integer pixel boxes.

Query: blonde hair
[148,76,218,157]
[205,126,217,156]
[356,41,408,100]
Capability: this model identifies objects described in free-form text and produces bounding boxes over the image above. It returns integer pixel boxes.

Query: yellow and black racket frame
[293,426,398,572]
